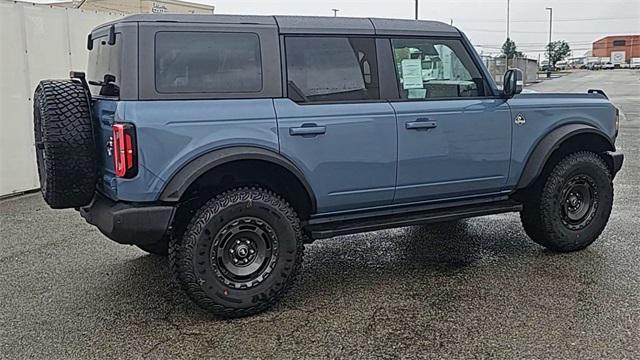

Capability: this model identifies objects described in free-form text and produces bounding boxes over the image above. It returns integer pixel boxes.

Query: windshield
[87,33,121,97]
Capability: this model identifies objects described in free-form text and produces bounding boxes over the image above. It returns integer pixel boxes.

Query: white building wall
[0,1,120,197]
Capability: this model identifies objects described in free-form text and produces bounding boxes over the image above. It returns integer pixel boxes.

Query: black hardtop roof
[95,14,459,37]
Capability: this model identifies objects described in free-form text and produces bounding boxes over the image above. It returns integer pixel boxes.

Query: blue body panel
[97,99,279,202]
[94,99,174,202]
[94,93,617,214]
[504,94,617,188]
[391,98,512,203]
[274,99,397,213]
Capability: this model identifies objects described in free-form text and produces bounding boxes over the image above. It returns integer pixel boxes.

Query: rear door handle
[289,124,326,136]
[405,119,438,130]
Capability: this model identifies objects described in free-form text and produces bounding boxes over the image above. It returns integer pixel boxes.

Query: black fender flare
[516,124,615,189]
[159,146,317,212]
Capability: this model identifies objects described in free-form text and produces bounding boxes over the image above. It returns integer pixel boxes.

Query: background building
[592,35,640,64]
[54,0,214,14]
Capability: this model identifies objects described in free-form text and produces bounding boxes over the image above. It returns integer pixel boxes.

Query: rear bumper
[80,192,175,245]
[604,151,624,178]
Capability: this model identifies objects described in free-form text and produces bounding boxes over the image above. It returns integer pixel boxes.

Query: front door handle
[405,120,438,130]
[289,124,326,136]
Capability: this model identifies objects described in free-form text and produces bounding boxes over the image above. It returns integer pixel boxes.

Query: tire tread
[33,80,96,209]
[520,151,613,252]
[168,186,304,318]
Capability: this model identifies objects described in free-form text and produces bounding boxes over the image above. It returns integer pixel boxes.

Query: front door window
[391,38,487,99]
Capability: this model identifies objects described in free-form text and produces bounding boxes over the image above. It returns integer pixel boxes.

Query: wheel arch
[159,146,317,216]
[516,124,615,190]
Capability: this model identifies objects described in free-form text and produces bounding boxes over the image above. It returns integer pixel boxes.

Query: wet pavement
[1,70,639,359]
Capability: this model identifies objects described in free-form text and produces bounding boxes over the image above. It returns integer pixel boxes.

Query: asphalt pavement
[1,70,639,359]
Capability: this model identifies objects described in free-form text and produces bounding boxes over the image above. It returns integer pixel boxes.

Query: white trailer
[0,1,121,197]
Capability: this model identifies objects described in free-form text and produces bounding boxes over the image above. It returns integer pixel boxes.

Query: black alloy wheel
[213,217,279,289]
[559,174,599,231]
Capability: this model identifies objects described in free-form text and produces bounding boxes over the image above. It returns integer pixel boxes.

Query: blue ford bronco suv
[33,15,623,317]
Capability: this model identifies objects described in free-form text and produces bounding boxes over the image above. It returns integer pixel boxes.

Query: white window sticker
[400,59,424,89]
[407,88,427,99]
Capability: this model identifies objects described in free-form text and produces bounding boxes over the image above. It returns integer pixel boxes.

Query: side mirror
[503,68,523,98]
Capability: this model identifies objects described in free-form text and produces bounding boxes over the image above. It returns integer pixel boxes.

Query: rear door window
[285,36,379,102]
[155,32,262,93]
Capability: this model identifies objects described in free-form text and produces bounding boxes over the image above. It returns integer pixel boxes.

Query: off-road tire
[33,80,97,209]
[520,151,613,252]
[169,187,304,318]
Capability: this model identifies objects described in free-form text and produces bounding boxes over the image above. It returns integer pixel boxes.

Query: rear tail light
[112,123,137,178]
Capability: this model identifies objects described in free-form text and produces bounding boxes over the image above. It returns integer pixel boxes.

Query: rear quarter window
[155,32,262,93]
[87,34,122,97]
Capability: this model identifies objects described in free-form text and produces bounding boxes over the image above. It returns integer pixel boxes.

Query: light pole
[415,0,418,20]
[506,0,510,40]
[332,8,339,17]
[546,7,553,78]
[506,0,511,67]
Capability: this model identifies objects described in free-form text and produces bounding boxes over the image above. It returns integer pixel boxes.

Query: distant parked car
[602,62,615,70]
[630,58,640,69]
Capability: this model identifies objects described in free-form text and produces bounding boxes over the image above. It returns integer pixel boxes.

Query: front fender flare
[516,124,615,189]
[159,146,317,212]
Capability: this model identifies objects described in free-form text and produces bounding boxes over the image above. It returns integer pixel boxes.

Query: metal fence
[482,56,539,85]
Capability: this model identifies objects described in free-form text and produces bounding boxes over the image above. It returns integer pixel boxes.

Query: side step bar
[305,200,523,240]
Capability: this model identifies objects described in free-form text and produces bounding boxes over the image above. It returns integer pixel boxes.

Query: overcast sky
[202,0,640,58]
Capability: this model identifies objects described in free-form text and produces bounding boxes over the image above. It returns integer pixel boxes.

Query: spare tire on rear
[33,80,97,209]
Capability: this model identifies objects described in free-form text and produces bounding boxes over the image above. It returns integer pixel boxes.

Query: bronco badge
[515,113,526,126]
